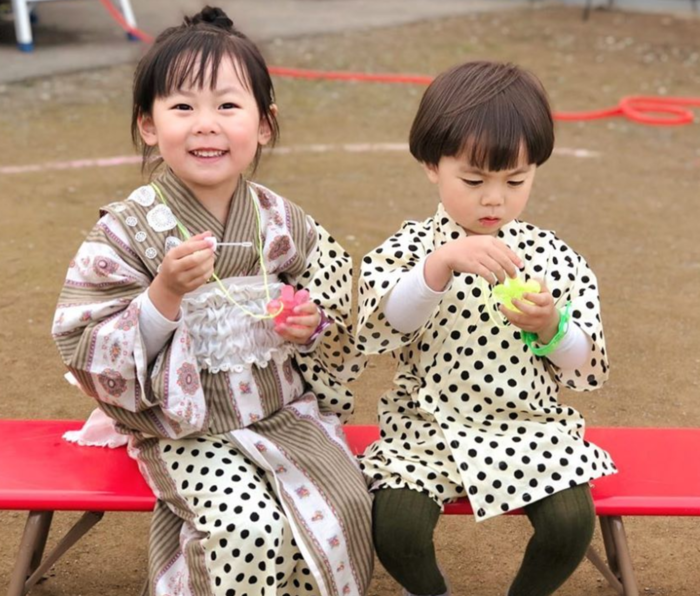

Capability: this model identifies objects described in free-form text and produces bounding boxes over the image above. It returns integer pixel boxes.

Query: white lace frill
[181,276,293,374]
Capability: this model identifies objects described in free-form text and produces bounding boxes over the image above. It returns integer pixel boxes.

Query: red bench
[3,420,700,596]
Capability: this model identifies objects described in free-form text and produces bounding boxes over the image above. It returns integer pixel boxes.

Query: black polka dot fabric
[356,204,616,520]
[155,434,321,595]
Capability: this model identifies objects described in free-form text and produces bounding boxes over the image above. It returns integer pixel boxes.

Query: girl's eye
[172,104,192,111]
[462,179,482,187]
[220,102,239,110]
[508,180,526,187]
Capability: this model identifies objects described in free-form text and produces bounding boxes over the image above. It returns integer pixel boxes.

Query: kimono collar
[433,202,521,249]
[154,167,249,236]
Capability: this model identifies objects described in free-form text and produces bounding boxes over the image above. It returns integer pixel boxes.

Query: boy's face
[423,151,536,235]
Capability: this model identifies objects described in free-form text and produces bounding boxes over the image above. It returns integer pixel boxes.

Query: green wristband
[522,302,572,357]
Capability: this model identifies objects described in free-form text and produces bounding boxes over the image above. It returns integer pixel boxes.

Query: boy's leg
[372,488,448,596]
[508,483,595,596]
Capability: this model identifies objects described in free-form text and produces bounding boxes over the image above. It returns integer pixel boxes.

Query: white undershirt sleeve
[546,321,592,371]
[383,258,592,371]
[382,258,450,334]
[139,289,182,364]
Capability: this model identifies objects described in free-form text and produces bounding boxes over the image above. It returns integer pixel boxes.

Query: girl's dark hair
[409,61,554,171]
[131,6,279,174]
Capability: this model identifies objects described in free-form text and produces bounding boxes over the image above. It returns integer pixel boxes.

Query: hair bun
[187,6,234,31]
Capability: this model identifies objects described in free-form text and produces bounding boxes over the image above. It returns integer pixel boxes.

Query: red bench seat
[3,420,700,596]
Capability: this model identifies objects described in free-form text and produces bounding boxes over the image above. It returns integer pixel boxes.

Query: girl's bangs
[156,36,250,98]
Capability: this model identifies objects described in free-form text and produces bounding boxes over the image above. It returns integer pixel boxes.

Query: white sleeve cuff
[382,258,449,334]
[547,321,592,371]
[140,289,182,363]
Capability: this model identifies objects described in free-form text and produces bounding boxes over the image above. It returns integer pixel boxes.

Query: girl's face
[138,57,274,199]
[423,150,536,235]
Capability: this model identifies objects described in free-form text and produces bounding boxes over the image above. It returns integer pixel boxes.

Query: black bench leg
[7,511,104,596]
[600,515,640,596]
[586,545,624,595]
[7,511,53,596]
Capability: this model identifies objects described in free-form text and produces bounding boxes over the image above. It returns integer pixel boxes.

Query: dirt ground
[1,5,700,595]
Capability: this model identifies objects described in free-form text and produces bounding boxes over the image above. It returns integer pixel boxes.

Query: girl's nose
[194,113,219,135]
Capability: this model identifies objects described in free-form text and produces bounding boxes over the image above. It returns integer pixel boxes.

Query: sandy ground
[1,5,700,595]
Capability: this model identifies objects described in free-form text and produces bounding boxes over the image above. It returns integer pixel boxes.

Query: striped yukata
[52,169,373,596]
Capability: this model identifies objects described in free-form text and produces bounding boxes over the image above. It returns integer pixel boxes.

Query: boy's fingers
[511,298,541,317]
[481,255,507,284]
[521,292,549,306]
[494,242,524,269]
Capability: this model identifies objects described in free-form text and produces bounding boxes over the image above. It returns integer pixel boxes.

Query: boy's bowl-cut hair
[409,61,554,171]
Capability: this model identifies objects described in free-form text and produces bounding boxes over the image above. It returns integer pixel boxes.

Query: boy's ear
[258,104,278,146]
[421,161,440,184]
[138,114,158,147]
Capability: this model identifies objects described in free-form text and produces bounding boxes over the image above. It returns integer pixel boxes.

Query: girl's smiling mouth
[190,148,228,158]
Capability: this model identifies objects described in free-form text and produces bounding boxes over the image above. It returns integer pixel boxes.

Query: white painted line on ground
[0,145,600,175]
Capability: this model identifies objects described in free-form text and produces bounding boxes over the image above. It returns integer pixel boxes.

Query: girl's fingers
[293,301,319,315]
[286,315,318,327]
[177,249,215,272]
[277,325,313,343]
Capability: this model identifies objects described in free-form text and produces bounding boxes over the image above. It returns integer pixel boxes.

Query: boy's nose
[481,192,504,206]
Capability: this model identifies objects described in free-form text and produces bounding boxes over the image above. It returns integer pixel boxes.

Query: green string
[150,182,282,320]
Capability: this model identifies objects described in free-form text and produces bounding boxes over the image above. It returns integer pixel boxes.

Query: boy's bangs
[456,93,546,171]
[155,36,250,98]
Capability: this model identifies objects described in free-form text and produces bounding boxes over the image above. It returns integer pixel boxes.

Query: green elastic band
[522,301,572,357]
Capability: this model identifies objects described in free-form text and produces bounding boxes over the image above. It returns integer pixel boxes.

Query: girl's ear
[258,104,278,146]
[421,161,440,184]
[138,114,158,147]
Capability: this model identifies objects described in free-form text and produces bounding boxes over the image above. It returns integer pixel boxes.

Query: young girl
[52,7,372,596]
[357,61,615,596]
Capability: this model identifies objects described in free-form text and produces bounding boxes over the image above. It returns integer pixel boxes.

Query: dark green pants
[373,483,595,596]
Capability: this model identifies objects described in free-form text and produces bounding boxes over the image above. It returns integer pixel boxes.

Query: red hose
[98,0,153,43]
[98,0,698,127]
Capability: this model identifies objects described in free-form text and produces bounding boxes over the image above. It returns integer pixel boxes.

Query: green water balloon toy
[492,277,541,312]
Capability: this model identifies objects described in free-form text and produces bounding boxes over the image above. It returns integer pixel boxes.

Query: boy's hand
[276,301,321,345]
[425,236,523,291]
[502,281,560,343]
[149,232,215,320]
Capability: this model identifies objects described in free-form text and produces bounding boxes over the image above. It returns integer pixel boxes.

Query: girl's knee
[211,506,287,551]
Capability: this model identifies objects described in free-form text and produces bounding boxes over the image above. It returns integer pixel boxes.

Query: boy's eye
[508,180,526,187]
[461,179,482,187]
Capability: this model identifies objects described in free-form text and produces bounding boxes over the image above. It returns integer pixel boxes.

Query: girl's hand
[276,301,321,345]
[425,236,523,291]
[501,281,560,342]
[149,232,215,319]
